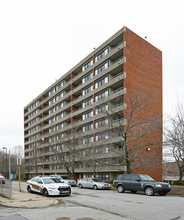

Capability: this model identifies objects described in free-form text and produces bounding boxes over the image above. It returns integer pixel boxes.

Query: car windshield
[92,178,103,182]
[43,178,61,184]
[139,175,154,181]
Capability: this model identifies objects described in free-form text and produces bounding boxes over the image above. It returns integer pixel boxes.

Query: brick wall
[123,27,162,181]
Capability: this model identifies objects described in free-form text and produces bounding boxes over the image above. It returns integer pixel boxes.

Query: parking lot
[0,181,181,220]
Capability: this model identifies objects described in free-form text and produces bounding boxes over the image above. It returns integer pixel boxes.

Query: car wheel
[93,185,98,190]
[117,185,125,193]
[131,191,137,193]
[159,192,167,196]
[43,188,49,197]
[79,184,83,189]
[145,187,155,196]
[27,185,32,193]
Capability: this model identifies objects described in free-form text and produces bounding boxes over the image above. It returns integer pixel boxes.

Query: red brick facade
[123,27,162,181]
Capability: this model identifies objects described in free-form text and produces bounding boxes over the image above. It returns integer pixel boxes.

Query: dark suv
[113,174,171,196]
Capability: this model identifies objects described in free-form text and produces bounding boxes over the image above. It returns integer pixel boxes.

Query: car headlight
[48,186,56,190]
[155,184,162,188]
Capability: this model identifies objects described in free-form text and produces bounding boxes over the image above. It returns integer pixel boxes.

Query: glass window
[56,81,64,91]
[56,102,64,111]
[82,111,93,120]
[56,112,64,120]
[82,72,93,84]
[95,48,109,63]
[95,90,109,102]
[49,98,55,106]
[82,85,93,96]
[49,88,55,96]
[56,92,64,101]
[82,123,93,132]
[82,60,93,72]
[95,62,109,76]
[82,97,93,108]
[95,76,108,89]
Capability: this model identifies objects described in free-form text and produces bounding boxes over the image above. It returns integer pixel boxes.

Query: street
[0,181,183,220]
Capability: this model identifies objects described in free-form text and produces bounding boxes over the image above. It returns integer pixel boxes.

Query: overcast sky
[0,0,184,150]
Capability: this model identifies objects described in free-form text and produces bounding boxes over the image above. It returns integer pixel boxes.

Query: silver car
[77,178,111,190]
[60,175,77,187]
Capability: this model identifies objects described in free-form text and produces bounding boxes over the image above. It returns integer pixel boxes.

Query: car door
[37,178,44,192]
[129,175,142,191]
[81,178,88,188]
[86,178,94,188]
[30,178,40,193]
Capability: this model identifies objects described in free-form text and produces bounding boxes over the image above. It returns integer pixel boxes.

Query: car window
[31,178,39,182]
[42,178,61,184]
[130,175,140,181]
[139,175,154,181]
[92,178,102,182]
[81,178,87,181]
[38,179,43,184]
[117,175,130,180]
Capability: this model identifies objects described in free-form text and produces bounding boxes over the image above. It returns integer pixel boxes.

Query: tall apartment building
[24,27,162,181]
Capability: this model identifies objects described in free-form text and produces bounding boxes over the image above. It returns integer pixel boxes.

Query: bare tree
[49,123,82,178]
[164,104,184,181]
[103,91,162,174]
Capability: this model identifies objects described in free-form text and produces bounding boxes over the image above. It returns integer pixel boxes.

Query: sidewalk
[0,190,59,208]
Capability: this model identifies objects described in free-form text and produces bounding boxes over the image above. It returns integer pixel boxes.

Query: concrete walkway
[0,190,59,208]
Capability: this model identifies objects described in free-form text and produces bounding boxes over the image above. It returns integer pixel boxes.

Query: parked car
[113,174,171,196]
[50,175,63,181]
[0,174,5,184]
[50,175,77,186]
[77,178,111,190]
[27,176,71,196]
[60,175,77,187]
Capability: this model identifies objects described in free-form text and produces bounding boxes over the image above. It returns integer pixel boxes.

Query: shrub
[173,180,184,185]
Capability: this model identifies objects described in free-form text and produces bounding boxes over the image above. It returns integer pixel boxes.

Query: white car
[0,174,5,184]
[77,178,111,190]
[27,176,71,196]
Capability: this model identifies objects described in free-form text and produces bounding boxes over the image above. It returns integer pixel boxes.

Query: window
[56,81,64,91]
[82,72,93,84]
[95,133,109,141]
[56,123,64,130]
[82,123,93,132]
[83,135,93,144]
[49,108,55,115]
[82,111,93,120]
[95,62,108,75]
[95,118,109,128]
[82,85,93,96]
[95,48,109,63]
[95,90,109,102]
[105,146,109,153]
[49,98,55,106]
[56,102,64,111]
[49,126,55,133]
[95,104,109,115]
[56,92,64,101]
[56,112,64,120]
[49,136,55,143]
[95,76,108,89]
[82,97,93,108]
[82,60,93,72]
[49,88,55,96]
[49,117,55,124]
